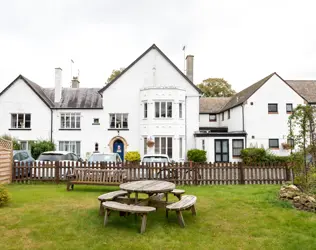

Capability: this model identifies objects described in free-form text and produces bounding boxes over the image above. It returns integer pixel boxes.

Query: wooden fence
[12,161,293,185]
[0,138,13,184]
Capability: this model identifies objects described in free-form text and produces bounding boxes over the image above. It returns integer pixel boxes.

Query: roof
[0,75,103,109]
[199,97,231,113]
[221,73,275,112]
[286,80,316,103]
[98,44,202,95]
[43,88,102,109]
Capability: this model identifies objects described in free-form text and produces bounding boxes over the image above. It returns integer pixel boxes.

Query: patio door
[215,139,229,162]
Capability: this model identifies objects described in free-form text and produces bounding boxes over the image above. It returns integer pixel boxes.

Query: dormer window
[155,101,172,118]
[209,114,217,122]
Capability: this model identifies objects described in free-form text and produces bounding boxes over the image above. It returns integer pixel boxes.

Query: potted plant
[281,142,292,150]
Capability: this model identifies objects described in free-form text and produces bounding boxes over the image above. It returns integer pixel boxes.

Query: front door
[215,139,229,162]
[113,139,124,161]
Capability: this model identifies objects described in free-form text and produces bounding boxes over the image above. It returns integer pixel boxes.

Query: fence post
[55,161,60,184]
[194,163,198,185]
[285,163,291,182]
[239,162,245,184]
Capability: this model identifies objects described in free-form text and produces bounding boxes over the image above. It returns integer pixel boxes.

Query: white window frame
[109,113,128,129]
[155,101,172,118]
[154,136,173,158]
[59,141,81,156]
[179,137,183,159]
[144,102,148,119]
[60,113,81,129]
[11,113,31,129]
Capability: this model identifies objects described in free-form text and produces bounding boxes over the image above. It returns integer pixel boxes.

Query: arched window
[95,142,99,152]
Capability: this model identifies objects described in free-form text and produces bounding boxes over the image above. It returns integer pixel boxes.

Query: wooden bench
[98,190,128,216]
[67,168,126,190]
[166,195,197,228]
[102,201,156,233]
[171,189,185,200]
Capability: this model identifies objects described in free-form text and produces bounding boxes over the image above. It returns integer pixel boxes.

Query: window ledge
[108,128,129,131]
[59,129,81,131]
[153,118,173,120]
[9,128,31,131]
[269,148,279,150]
[268,112,278,114]
[232,156,241,158]
[92,123,100,125]
[209,120,217,122]
[287,112,293,114]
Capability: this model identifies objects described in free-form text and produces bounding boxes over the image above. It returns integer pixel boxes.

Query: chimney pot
[186,55,194,82]
[71,76,80,88]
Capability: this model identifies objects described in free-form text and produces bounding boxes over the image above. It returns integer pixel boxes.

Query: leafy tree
[288,104,316,191]
[0,134,20,150]
[197,78,236,97]
[30,140,55,160]
[106,68,125,83]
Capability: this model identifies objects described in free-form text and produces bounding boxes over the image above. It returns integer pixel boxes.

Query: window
[269,139,279,149]
[221,113,224,121]
[179,103,183,118]
[179,137,183,158]
[144,102,148,118]
[202,139,205,151]
[287,138,294,148]
[144,138,147,155]
[228,109,230,119]
[11,114,31,129]
[95,143,99,152]
[215,139,229,162]
[109,113,128,129]
[286,103,293,113]
[154,136,173,158]
[232,139,244,157]
[59,141,81,156]
[60,113,80,129]
[268,104,278,113]
[93,118,100,124]
[209,114,216,122]
[155,101,172,118]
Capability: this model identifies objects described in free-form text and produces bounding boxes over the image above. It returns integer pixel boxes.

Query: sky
[1,0,316,93]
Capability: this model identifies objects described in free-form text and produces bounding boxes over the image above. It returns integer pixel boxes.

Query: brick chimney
[54,68,62,103]
[71,76,80,88]
[186,55,194,82]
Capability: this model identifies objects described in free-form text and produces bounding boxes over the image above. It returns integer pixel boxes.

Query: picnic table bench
[67,168,127,190]
[103,201,156,233]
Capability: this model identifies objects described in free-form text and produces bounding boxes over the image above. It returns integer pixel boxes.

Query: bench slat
[103,201,156,213]
[98,190,128,201]
[166,195,197,211]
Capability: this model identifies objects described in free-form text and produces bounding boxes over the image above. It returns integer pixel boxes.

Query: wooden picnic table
[120,180,176,216]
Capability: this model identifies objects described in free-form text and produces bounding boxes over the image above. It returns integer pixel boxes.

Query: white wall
[199,114,220,127]
[195,136,245,162]
[0,79,52,142]
[219,106,243,132]
[52,109,104,159]
[244,74,305,155]
[101,47,200,161]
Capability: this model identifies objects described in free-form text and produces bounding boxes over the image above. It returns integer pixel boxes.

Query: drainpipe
[185,96,187,161]
[50,109,53,142]
[242,104,247,147]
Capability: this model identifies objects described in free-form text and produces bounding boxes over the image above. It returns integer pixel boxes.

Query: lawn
[1,184,316,250]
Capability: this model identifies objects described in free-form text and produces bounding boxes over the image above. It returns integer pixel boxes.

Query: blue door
[113,139,124,161]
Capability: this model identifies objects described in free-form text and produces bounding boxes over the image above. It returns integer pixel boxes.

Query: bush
[30,140,55,159]
[0,134,20,150]
[187,149,207,162]
[241,147,291,165]
[0,185,10,207]
[125,151,141,162]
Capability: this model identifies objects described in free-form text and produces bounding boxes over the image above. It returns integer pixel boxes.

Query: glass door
[215,139,229,162]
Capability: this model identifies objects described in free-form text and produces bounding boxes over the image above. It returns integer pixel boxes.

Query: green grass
[1,184,316,250]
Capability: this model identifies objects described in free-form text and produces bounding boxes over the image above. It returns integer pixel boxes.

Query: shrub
[187,149,207,162]
[0,134,20,150]
[125,151,141,162]
[30,140,55,160]
[241,148,291,165]
[0,185,10,207]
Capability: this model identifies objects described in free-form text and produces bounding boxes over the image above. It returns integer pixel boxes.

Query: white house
[1,44,315,162]
[0,44,201,161]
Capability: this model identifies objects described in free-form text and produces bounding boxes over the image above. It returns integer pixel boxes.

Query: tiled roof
[286,80,316,103]
[199,97,231,113]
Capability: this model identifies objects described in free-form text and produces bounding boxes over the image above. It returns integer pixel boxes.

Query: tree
[30,140,55,160]
[288,104,316,191]
[197,78,236,97]
[106,68,125,84]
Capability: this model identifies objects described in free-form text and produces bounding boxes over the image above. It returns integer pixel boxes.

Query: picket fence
[12,161,293,185]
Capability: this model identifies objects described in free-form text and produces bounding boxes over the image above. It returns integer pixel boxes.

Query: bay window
[155,101,172,118]
[154,136,173,158]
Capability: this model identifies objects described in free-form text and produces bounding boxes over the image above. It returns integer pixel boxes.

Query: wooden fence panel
[0,138,13,184]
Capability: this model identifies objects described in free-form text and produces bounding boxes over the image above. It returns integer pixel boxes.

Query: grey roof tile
[199,97,231,113]
[286,80,316,103]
